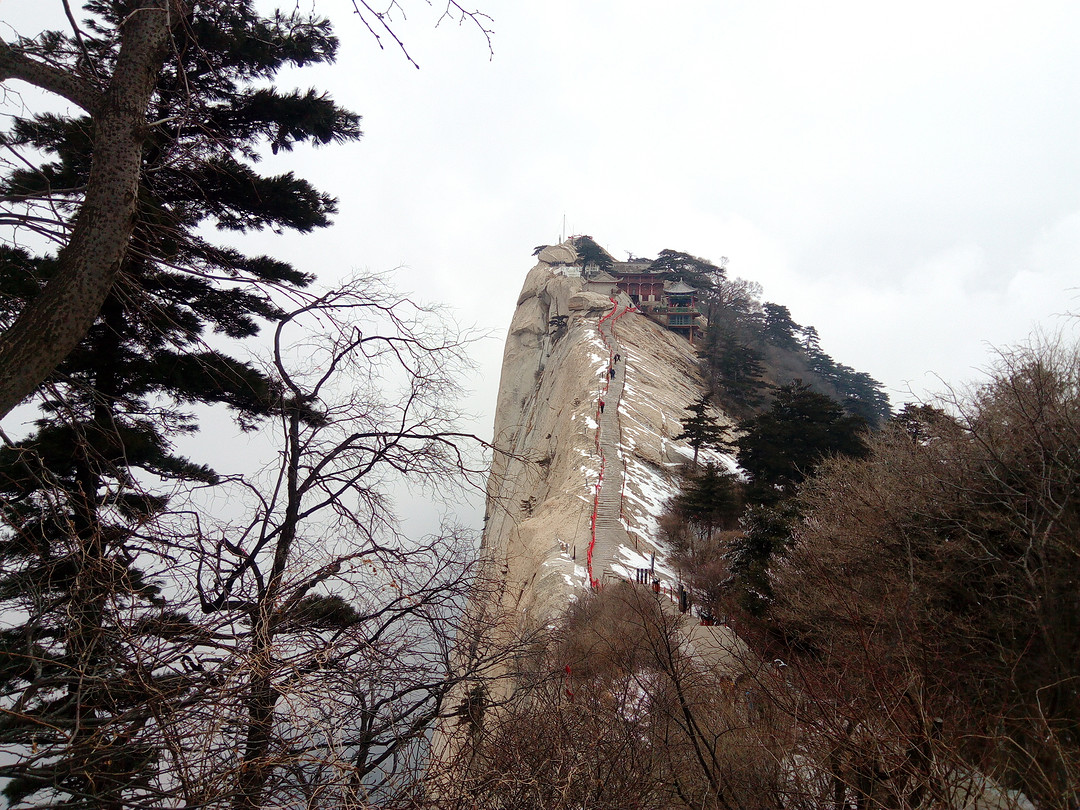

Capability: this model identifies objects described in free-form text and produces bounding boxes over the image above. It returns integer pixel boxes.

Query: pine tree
[572,235,613,272]
[699,326,768,408]
[804,348,892,428]
[674,462,742,540]
[837,369,893,426]
[736,380,868,503]
[0,3,358,803]
[726,500,800,615]
[798,324,821,354]
[674,394,729,467]
[761,302,802,352]
[648,249,726,289]
[892,402,957,442]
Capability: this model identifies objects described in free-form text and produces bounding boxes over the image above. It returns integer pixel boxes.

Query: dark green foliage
[281,594,362,631]
[804,348,892,426]
[647,249,725,289]
[737,380,869,503]
[660,459,745,622]
[798,324,821,354]
[727,501,800,615]
[761,302,802,352]
[838,370,892,425]
[674,462,743,537]
[549,313,569,341]
[646,247,892,631]
[891,402,958,442]
[0,2,359,804]
[674,394,729,466]
[699,326,768,408]
[673,378,874,623]
[664,252,892,425]
[572,235,613,271]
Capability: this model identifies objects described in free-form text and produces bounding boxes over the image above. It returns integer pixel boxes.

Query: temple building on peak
[584,262,704,345]
[538,237,706,344]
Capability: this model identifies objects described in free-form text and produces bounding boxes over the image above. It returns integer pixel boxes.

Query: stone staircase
[591,308,634,584]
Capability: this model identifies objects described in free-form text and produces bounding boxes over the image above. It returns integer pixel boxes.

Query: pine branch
[0,39,100,112]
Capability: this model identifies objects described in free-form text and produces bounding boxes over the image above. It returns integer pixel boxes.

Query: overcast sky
[5,1,1080,529]
[263,0,1080,414]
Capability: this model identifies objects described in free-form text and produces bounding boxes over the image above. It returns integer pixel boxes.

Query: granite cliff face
[433,258,1034,810]
[479,252,739,635]
[428,248,748,778]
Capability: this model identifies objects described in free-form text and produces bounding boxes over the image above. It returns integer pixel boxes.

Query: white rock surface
[478,257,739,639]
[432,253,745,769]
[537,243,577,265]
[567,290,612,312]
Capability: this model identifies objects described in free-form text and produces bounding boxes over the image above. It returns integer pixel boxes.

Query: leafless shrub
[770,335,1080,809]
[441,583,786,810]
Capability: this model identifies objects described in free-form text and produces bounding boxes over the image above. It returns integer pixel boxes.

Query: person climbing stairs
[588,303,633,587]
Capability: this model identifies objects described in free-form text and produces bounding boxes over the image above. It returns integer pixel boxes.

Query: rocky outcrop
[435,261,1035,808]
[431,250,747,774]
[536,242,577,265]
[479,253,739,635]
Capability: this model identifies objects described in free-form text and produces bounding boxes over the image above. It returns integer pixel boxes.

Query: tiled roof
[665,279,697,294]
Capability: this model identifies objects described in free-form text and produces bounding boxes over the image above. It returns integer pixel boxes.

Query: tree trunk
[234,402,303,809]
[0,0,186,419]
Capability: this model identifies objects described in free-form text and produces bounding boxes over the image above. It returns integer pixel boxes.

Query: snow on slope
[476,260,738,632]
[430,254,748,773]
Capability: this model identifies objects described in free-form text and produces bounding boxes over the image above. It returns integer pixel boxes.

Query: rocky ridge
[429,250,749,778]
[479,255,740,634]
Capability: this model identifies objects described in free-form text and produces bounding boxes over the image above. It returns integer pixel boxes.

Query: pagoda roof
[587,269,619,283]
[610,261,660,276]
[666,279,697,294]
